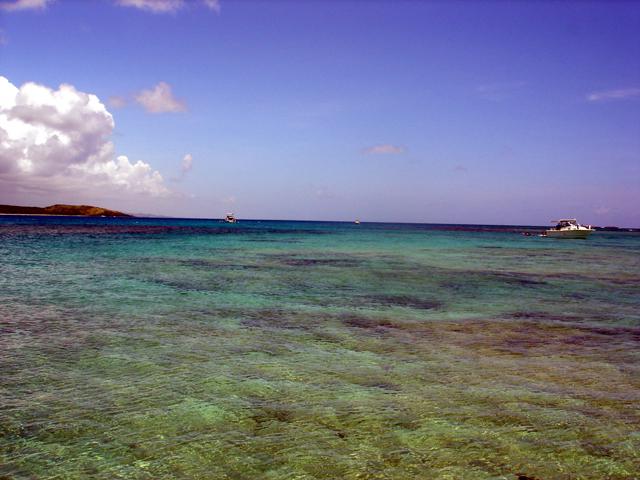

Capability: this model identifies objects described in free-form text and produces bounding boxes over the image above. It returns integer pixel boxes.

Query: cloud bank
[0,76,169,198]
[135,82,186,113]
[116,0,219,13]
[363,144,405,155]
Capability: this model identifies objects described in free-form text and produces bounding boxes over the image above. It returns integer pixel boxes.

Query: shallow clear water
[1,216,639,479]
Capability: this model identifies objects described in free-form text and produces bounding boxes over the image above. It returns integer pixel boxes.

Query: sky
[0,0,639,226]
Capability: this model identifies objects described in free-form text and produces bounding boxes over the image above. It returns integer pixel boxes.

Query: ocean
[1,216,639,479]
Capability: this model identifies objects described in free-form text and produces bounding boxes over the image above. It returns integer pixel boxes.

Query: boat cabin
[552,219,578,230]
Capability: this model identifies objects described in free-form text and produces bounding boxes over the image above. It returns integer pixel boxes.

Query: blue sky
[1,0,638,225]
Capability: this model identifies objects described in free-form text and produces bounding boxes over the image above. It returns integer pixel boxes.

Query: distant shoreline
[0,213,117,217]
[0,204,131,217]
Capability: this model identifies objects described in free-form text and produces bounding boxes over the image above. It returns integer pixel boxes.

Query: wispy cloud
[0,30,6,46]
[135,82,186,113]
[363,144,405,155]
[0,0,52,11]
[201,0,220,12]
[108,95,127,109]
[586,88,640,102]
[170,153,193,182]
[594,206,611,215]
[1,0,220,13]
[315,186,335,200]
[476,81,526,101]
[115,0,219,14]
[181,153,193,174]
[452,164,468,173]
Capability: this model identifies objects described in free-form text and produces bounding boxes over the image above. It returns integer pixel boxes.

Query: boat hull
[545,229,593,239]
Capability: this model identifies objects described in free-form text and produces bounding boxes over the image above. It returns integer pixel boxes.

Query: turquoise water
[1,216,639,479]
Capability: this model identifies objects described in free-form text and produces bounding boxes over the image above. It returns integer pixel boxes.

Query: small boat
[354,219,360,224]
[223,213,237,223]
[545,219,594,239]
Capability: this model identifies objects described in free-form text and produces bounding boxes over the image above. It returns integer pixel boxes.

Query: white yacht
[223,213,237,223]
[545,219,594,239]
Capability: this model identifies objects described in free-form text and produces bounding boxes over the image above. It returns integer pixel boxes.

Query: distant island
[0,204,132,217]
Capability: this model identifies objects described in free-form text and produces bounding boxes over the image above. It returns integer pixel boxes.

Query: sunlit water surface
[1,216,639,479]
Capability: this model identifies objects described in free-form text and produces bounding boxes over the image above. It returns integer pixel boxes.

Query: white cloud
[0,0,51,11]
[181,153,193,173]
[363,144,405,155]
[0,76,170,198]
[586,88,640,102]
[135,82,186,113]
[115,0,219,13]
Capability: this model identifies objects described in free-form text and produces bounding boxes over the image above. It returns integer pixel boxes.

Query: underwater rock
[369,295,442,310]
[240,308,314,331]
[342,314,398,332]
[510,311,583,322]
[268,254,362,267]
[494,273,547,286]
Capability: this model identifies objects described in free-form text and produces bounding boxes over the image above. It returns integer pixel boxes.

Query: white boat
[545,219,594,239]
[223,213,237,223]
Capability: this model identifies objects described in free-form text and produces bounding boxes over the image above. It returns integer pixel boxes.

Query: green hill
[0,204,132,217]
